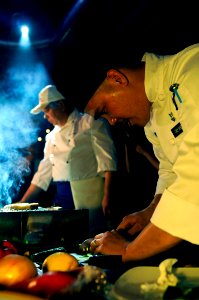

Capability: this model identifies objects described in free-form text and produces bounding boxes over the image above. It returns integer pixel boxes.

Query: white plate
[108,266,199,300]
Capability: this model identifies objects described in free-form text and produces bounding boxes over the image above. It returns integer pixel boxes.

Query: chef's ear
[107,69,129,86]
[58,100,66,111]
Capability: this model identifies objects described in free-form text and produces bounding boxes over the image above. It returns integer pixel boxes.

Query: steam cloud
[0,59,49,207]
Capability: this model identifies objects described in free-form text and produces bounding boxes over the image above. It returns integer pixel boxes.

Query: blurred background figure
[135,144,159,171]
[18,85,117,235]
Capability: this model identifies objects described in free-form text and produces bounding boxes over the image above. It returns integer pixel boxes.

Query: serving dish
[108,266,199,300]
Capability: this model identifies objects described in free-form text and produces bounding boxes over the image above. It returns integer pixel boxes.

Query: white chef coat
[32,109,117,191]
[142,43,199,244]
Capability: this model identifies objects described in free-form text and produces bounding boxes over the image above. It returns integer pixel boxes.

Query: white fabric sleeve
[144,126,176,195]
[151,121,199,244]
[31,134,53,191]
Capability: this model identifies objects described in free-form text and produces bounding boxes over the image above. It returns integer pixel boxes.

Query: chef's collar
[142,52,165,104]
[55,108,79,131]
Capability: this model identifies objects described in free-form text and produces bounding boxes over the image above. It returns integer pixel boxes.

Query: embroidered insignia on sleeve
[171,122,183,137]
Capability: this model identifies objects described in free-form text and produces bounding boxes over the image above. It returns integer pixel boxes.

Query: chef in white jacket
[84,43,199,265]
[19,85,117,235]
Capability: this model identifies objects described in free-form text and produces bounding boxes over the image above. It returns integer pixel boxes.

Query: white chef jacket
[32,109,117,191]
[142,43,199,244]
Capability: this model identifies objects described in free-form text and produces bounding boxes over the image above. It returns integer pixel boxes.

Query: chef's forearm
[19,184,43,203]
[122,222,182,262]
[148,194,162,212]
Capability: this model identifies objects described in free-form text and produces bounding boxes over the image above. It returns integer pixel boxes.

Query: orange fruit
[0,254,37,286]
[42,252,79,272]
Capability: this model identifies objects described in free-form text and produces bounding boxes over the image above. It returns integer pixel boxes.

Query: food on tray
[0,240,18,258]
[0,249,109,299]
[3,203,39,210]
[49,206,63,210]
[9,265,108,299]
[42,252,79,272]
[163,278,199,299]
[140,258,199,299]
[140,258,179,297]
[14,271,77,297]
[28,203,39,209]
[0,254,37,286]
[47,265,108,299]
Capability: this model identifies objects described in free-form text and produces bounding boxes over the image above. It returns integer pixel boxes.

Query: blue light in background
[19,24,30,47]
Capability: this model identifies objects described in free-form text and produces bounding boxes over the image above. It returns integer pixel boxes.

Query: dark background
[0,0,198,107]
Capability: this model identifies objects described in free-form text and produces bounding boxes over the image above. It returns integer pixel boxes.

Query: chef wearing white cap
[19,85,117,235]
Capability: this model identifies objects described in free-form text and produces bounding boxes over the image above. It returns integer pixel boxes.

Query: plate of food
[108,258,199,300]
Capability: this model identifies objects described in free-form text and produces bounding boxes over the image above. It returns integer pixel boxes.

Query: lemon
[42,252,79,272]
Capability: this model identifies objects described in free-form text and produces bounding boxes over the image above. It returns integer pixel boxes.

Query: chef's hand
[117,195,162,236]
[80,237,95,253]
[90,230,129,255]
[116,206,154,236]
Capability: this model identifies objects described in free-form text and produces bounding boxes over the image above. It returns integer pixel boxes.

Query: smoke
[0,56,49,207]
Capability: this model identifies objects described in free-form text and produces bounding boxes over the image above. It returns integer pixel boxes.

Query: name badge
[171,122,183,138]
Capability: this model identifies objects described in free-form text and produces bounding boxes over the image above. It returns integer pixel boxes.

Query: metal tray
[0,208,89,252]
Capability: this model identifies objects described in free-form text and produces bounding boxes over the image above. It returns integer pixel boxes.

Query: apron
[53,181,74,209]
[70,176,108,235]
